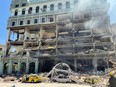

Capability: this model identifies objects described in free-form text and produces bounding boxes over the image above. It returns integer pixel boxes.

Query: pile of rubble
[0,76,17,83]
[0,62,115,87]
[3,76,17,82]
[45,63,112,86]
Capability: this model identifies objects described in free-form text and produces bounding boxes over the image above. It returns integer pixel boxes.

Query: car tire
[31,80,34,83]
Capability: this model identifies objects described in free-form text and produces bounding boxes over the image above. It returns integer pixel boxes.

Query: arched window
[50,4,54,11]
[28,7,33,14]
[22,8,26,15]
[58,3,62,10]
[14,10,18,16]
[20,62,26,74]
[36,6,39,13]
[66,2,70,9]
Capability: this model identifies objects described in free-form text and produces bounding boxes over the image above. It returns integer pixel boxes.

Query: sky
[0,0,116,45]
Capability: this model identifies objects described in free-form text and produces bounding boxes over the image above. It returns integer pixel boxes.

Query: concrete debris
[44,63,113,87]
[3,76,17,82]
[84,76,101,84]
[0,77,3,82]
[10,85,16,87]
[46,63,73,83]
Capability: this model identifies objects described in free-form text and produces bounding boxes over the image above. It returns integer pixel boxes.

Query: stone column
[26,58,29,74]
[35,59,38,73]
[5,29,11,55]
[17,58,20,74]
[40,26,43,39]
[8,59,12,74]
[92,58,97,74]
[55,24,58,55]
[0,60,3,75]
[74,59,77,72]
[7,29,11,41]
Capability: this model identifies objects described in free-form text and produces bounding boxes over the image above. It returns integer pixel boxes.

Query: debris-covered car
[109,70,116,87]
[21,74,49,83]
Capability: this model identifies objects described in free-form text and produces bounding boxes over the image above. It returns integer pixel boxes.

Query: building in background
[0,0,115,75]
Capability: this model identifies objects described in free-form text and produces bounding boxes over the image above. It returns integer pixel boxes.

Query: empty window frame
[14,10,18,16]
[36,6,40,13]
[66,2,70,9]
[42,5,47,12]
[22,3,26,7]
[41,17,46,23]
[28,7,33,14]
[34,19,38,24]
[58,3,62,10]
[22,8,26,15]
[48,16,54,22]
[20,21,23,25]
[50,4,54,11]
[12,22,15,26]
[27,20,31,24]
[15,4,19,8]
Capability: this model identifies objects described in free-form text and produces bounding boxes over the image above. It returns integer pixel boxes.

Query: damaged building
[0,0,115,75]
[0,44,4,58]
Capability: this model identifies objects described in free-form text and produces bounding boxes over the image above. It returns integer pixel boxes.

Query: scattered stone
[3,76,16,82]
[0,77,3,82]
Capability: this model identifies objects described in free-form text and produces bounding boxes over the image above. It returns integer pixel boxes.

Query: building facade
[0,0,115,75]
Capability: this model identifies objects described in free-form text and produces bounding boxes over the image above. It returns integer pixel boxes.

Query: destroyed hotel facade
[0,0,115,75]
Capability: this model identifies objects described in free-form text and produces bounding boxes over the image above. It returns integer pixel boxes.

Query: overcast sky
[0,0,116,44]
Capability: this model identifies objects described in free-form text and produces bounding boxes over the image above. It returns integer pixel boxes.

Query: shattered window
[42,5,47,12]
[28,7,33,14]
[14,10,18,16]
[36,6,40,13]
[22,8,26,15]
